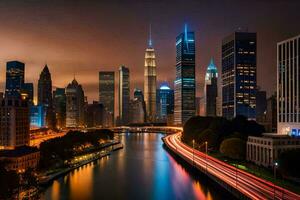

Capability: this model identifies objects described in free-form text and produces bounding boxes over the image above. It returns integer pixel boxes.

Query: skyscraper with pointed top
[38,64,55,128]
[174,24,196,125]
[204,58,218,116]
[144,25,157,122]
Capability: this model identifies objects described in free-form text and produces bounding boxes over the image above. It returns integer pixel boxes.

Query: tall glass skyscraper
[174,25,196,125]
[5,61,25,98]
[99,71,115,125]
[144,27,157,122]
[222,32,257,120]
[119,66,130,125]
[277,34,300,136]
[204,58,218,116]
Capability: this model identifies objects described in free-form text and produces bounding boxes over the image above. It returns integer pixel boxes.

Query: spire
[148,24,152,47]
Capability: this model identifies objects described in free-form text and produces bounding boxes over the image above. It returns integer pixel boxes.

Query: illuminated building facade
[0,96,30,149]
[66,79,85,128]
[158,83,174,122]
[222,32,257,120]
[204,58,218,116]
[277,34,300,136]
[5,61,25,98]
[144,29,157,122]
[99,71,115,125]
[30,105,46,128]
[118,66,130,125]
[174,25,196,125]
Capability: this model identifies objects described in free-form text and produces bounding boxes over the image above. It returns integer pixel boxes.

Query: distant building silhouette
[38,65,55,128]
[66,79,85,128]
[99,71,115,126]
[204,58,218,116]
[53,88,66,129]
[118,66,130,125]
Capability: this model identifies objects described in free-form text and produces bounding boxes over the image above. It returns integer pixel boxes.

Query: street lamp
[192,139,195,166]
[205,141,208,174]
[274,162,278,200]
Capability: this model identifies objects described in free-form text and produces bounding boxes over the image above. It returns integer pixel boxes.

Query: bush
[278,149,300,178]
[220,138,246,160]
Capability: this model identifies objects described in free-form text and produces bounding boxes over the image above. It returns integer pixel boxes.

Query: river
[42,132,235,200]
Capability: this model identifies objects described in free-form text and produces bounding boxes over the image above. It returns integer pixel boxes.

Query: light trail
[163,132,300,200]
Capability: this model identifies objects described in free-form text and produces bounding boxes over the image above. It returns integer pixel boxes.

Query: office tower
[134,88,146,122]
[204,58,218,116]
[53,88,66,129]
[38,65,55,128]
[174,25,196,125]
[129,99,145,124]
[195,97,201,116]
[144,27,157,122]
[118,66,130,125]
[5,61,25,98]
[216,96,222,117]
[99,71,115,125]
[0,96,30,149]
[266,94,277,133]
[222,32,257,120]
[66,79,85,128]
[21,83,34,105]
[30,105,46,128]
[277,34,300,135]
[85,101,104,128]
[157,83,174,122]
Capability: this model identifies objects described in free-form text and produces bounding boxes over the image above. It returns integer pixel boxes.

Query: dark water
[42,133,235,200]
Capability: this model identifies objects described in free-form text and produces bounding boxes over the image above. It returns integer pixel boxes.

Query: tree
[0,161,19,199]
[220,138,246,160]
[278,149,300,178]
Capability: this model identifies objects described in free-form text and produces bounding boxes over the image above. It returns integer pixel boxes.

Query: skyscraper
[204,58,218,116]
[134,88,146,122]
[144,26,157,122]
[38,65,54,128]
[277,34,300,136]
[66,79,85,128]
[118,66,130,125]
[174,25,196,125]
[5,61,25,98]
[99,71,115,125]
[53,88,66,129]
[158,83,174,122]
[222,32,257,120]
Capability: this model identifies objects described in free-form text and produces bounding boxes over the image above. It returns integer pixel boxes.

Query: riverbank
[38,141,123,186]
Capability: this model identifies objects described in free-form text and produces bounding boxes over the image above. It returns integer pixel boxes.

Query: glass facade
[99,71,115,124]
[5,61,25,98]
[174,26,196,125]
[277,34,300,135]
[222,32,257,119]
[158,83,174,120]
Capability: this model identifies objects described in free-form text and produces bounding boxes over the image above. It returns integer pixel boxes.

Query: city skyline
[0,1,300,103]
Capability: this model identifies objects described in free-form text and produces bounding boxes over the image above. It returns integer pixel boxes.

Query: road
[30,131,66,147]
[163,132,300,200]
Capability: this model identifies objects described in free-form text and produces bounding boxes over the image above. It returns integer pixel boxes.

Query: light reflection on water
[42,133,234,200]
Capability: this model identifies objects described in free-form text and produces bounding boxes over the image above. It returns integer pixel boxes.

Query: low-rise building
[0,146,40,172]
[247,134,300,167]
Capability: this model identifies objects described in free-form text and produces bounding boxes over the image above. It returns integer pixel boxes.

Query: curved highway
[163,132,300,200]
